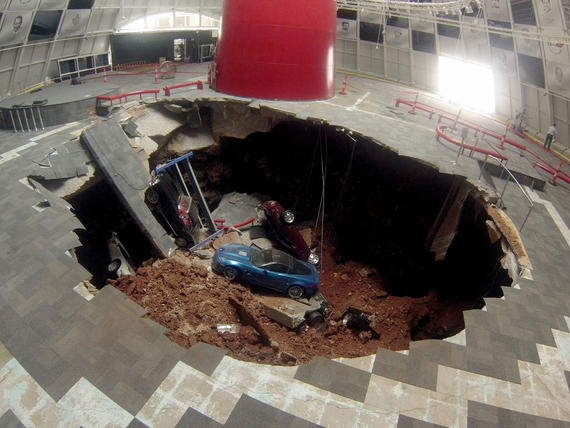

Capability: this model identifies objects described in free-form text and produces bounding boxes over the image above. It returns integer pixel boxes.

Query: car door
[255,262,291,293]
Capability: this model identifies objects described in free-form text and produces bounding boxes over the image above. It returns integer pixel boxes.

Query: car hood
[215,243,252,263]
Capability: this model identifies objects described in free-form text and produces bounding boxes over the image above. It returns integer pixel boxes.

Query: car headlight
[308,252,319,265]
[281,210,295,224]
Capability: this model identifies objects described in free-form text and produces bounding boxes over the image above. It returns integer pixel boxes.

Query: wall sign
[0,10,33,46]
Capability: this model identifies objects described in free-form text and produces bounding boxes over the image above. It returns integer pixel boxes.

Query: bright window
[438,56,495,114]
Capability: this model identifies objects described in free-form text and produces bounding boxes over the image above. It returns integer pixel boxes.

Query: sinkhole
[67,104,515,365]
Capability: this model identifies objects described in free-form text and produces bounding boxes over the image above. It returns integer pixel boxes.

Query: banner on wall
[544,41,570,65]
[336,18,357,39]
[483,0,510,22]
[8,0,39,10]
[535,0,564,29]
[385,25,409,48]
[515,25,541,58]
[546,61,570,97]
[360,11,382,25]
[59,9,90,37]
[39,0,68,9]
[0,11,33,46]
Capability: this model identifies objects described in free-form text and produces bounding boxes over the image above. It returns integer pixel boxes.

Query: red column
[213,0,336,100]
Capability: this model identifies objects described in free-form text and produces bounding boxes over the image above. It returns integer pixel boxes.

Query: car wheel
[146,188,159,204]
[107,259,121,274]
[306,311,324,327]
[223,266,239,281]
[281,210,295,224]
[287,285,304,299]
[175,237,188,248]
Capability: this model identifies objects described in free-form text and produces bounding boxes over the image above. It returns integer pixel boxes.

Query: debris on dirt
[211,230,250,249]
[111,238,470,365]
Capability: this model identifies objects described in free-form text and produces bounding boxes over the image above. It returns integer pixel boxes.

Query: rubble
[111,238,470,365]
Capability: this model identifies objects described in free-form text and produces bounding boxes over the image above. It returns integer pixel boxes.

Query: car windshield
[251,248,293,270]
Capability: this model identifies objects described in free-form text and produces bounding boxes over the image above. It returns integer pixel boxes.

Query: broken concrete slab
[82,120,176,257]
[30,141,92,180]
[166,127,217,153]
[425,177,473,261]
[131,105,186,145]
[122,119,141,138]
[486,205,532,271]
[258,294,325,329]
[211,192,262,228]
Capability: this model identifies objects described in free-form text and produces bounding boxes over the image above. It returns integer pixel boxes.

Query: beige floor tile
[333,355,375,372]
[136,389,186,428]
[364,374,404,413]
[201,387,241,424]
[56,378,133,428]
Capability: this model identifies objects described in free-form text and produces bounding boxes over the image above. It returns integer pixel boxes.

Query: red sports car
[261,200,319,265]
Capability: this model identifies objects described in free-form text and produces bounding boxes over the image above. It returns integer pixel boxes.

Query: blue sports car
[212,243,320,299]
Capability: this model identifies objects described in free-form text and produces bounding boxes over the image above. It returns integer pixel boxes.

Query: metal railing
[478,154,534,231]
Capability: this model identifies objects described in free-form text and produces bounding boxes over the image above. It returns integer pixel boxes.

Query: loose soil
[111,237,470,366]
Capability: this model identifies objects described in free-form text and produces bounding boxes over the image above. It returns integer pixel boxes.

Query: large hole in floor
[72,111,513,365]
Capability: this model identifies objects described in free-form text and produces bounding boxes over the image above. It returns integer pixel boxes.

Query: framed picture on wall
[59,9,90,37]
[0,11,34,46]
[8,0,39,10]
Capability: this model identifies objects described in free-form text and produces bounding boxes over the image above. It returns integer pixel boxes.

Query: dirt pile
[111,242,469,365]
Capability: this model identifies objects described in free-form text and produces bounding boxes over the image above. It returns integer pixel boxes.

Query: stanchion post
[409,92,419,114]
[154,64,159,84]
[339,74,347,95]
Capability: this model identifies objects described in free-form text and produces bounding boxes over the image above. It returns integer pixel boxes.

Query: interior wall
[335,4,570,149]
[110,30,215,64]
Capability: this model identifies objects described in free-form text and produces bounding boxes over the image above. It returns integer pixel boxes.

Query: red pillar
[212,0,336,100]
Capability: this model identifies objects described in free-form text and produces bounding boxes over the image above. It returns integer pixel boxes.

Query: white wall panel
[39,0,67,9]
[0,70,12,98]
[385,26,410,49]
[88,8,118,32]
[543,42,570,64]
[483,0,511,21]
[0,49,18,70]
[546,61,570,98]
[20,43,49,65]
[8,0,39,10]
[79,37,95,54]
[438,35,465,58]
[60,10,91,38]
[92,34,109,53]
[514,24,541,58]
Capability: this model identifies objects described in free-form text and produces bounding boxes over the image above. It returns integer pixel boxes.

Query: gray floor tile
[397,414,448,428]
[0,410,25,428]
[180,342,227,377]
[175,407,222,428]
[224,395,322,428]
[295,356,371,402]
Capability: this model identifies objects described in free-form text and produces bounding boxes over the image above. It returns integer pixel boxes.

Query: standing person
[545,124,557,150]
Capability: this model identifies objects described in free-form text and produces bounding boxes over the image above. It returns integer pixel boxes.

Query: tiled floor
[0,66,569,427]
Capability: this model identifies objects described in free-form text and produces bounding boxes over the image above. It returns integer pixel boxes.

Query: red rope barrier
[96,89,160,106]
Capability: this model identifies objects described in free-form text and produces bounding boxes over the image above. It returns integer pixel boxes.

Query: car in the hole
[212,243,320,299]
[260,200,319,265]
[107,231,136,277]
[145,170,195,248]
